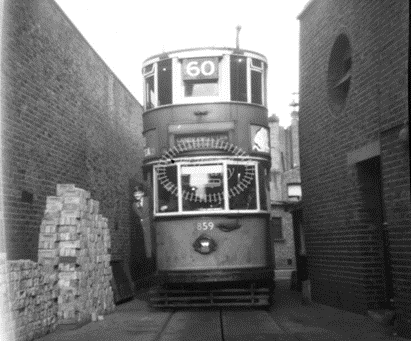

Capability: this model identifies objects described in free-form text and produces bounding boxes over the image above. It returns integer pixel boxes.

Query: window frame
[157,59,173,106]
[230,54,248,103]
[287,183,302,200]
[250,58,264,105]
[143,63,157,110]
[230,56,266,105]
[250,124,270,154]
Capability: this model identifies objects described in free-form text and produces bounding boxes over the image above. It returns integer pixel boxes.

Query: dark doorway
[357,156,392,309]
[291,207,307,291]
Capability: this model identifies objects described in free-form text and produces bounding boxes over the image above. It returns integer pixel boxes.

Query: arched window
[327,34,352,112]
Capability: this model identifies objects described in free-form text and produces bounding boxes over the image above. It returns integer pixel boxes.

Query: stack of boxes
[0,184,116,340]
[40,184,115,325]
[1,259,58,341]
[0,252,15,341]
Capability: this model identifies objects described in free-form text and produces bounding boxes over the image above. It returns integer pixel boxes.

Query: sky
[55,0,310,127]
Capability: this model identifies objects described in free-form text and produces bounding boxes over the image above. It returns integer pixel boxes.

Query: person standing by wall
[132,183,152,259]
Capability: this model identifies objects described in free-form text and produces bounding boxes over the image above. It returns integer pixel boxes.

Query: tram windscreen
[227,164,257,210]
[156,166,178,213]
[181,164,224,211]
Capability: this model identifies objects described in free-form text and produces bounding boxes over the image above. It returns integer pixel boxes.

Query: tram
[141,46,275,307]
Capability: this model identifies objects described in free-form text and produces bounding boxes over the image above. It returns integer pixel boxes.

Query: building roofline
[297,0,319,20]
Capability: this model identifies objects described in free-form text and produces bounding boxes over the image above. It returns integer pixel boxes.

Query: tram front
[141,47,274,307]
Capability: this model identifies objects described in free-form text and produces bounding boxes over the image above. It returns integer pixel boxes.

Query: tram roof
[143,47,268,66]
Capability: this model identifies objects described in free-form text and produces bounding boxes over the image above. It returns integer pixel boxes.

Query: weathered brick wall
[299,0,410,335]
[270,207,296,269]
[1,0,145,268]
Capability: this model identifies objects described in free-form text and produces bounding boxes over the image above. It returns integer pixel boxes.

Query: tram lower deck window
[181,164,224,211]
[185,79,218,97]
[154,161,266,215]
[228,165,257,210]
[156,166,178,213]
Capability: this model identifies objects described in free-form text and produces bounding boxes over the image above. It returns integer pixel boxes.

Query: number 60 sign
[182,57,218,80]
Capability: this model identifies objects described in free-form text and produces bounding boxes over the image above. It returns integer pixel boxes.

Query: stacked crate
[48,184,115,326]
[0,252,15,341]
[0,185,115,340]
[3,259,58,341]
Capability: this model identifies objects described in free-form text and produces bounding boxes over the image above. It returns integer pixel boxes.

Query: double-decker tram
[141,46,274,307]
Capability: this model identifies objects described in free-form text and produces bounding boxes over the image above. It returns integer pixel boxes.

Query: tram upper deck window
[230,56,247,102]
[158,59,172,105]
[251,125,269,153]
[251,58,264,105]
[182,57,219,98]
[181,164,224,211]
[251,70,262,104]
[144,63,156,110]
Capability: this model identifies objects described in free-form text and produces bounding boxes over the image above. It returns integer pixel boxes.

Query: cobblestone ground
[36,280,408,341]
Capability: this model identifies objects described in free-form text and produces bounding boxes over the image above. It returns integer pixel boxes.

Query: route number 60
[186,60,216,77]
[196,221,214,231]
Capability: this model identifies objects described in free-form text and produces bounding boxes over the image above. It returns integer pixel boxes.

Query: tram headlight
[193,235,216,255]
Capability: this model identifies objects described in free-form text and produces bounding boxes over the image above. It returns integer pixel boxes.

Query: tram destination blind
[182,57,219,80]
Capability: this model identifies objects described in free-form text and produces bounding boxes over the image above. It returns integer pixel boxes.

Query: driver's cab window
[228,164,257,210]
[154,161,266,215]
[156,165,178,213]
[181,164,224,211]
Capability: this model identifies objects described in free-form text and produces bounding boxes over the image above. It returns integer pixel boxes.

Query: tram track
[151,308,287,341]
[151,309,176,341]
[219,308,226,341]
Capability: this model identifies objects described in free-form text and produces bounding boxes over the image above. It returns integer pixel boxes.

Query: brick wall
[270,206,296,269]
[1,0,146,272]
[298,0,410,336]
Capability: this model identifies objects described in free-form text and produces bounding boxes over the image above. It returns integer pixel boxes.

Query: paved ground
[36,280,408,341]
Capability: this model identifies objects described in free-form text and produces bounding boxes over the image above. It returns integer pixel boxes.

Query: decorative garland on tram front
[157,138,255,204]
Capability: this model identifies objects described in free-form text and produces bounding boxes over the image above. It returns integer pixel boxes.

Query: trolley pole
[236,25,242,49]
